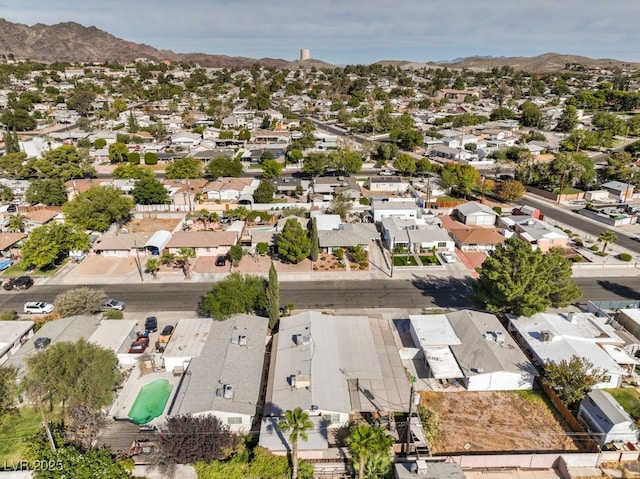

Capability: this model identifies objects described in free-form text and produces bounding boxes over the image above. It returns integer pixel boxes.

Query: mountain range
[0,18,638,73]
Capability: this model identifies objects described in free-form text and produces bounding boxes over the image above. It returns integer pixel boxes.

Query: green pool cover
[128,379,172,425]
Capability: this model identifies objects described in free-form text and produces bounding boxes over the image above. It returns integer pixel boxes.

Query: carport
[144,230,172,255]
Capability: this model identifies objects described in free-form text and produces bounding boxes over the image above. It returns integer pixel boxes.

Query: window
[437,242,447,248]
[227,417,243,425]
[326,414,340,425]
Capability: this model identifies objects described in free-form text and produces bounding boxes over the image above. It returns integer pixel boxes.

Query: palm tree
[176,247,196,280]
[278,407,313,479]
[346,423,394,479]
[598,230,617,253]
[7,214,26,233]
[145,258,160,279]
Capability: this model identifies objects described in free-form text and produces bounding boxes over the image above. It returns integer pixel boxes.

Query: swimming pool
[249,226,276,235]
[128,379,172,425]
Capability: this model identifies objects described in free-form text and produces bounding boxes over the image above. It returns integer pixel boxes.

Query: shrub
[53,287,107,317]
[103,310,124,319]
[359,197,371,205]
[564,229,573,235]
[492,206,502,215]
[335,248,344,261]
[618,253,633,262]
[590,245,600,252]
[128,152,141,165]
[144,152,158,165]
[0,310,18,321]
[569,255,583,263]
[256,242,268,255]
[573,238,584,247]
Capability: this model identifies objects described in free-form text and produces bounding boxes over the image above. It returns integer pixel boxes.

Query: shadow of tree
[596,280,640,300]
[410,275,474,309]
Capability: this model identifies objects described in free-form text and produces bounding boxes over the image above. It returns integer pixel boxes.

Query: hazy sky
[1,1,638,65]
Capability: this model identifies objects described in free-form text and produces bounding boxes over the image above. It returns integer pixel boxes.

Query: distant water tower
[300,48,310,61]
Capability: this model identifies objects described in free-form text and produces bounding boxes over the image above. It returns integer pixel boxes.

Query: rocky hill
[0,18,289,68]
[0,18,637,73]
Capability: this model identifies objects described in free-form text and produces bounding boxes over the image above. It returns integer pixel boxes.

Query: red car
[128,335,150,354]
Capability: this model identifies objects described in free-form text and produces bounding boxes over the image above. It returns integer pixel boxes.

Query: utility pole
[37,396,56,454]
[133,241,144,282]
[403,376,417,455]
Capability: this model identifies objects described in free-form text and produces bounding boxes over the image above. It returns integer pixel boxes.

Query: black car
[145,316,158,333]
[3,276,33,291]
[215,256,227,267]
[34,337,51,349]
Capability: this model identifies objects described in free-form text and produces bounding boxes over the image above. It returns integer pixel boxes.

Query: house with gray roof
[409,310,536,391]
[317,223,378,254]
[170,315,268,432]
[499,216,569,252]
[578,390,639,446]
[264,311,410,428]
[452,201,498,227]
[380,216,454,253]
[0,320,34,365]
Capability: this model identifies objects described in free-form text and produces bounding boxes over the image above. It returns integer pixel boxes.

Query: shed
[578,390,639,446]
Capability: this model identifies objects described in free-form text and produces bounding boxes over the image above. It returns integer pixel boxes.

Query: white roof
[161,318,212,360]
[0,320,34,357]
[315,214,342,231]
[601,344,638,365]
[144,230,172,250]
[409,315,461,347]
[423,347,464,379]
[88,319,137,353]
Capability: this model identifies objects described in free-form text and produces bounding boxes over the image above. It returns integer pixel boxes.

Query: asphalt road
[522,195,640,253]
[1,277,639,314]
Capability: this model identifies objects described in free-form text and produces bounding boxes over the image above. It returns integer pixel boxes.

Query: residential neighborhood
[1,45,640,479]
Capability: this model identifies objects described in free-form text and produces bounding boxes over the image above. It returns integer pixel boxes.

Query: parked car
[145,316,158,333]
[215,255,227,267]
[34,337,51,349]
[128,335,150,354]
[379,169,395,176]
[631,236,640,242]
[440,252,456,264]
[23,301,54,315]
[3,276,34,291]
[101,298,126,311]
[159,324,174,342]
[0,258,12,271]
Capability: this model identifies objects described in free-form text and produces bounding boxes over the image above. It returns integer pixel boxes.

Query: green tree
[0,152,30,178]
[346,423,394,479]
[24,338,121,409]
[520,101,543,128]
[278,408,314,479]
[329,150,363,175]
[144,151,158,165]
[53,287,107,317]
[20,223,90,270]
[93,138,107,149]
[200,272,266,320]
[440,163,480,198]
[266,261,280,330]
[598,230,617,253]
[7,213,26,232]
[495,179,526,202]
[310,217,319,262]
[0,366,18,419]
[489,106,516,121]
[25,178,68,206]
[112,163,154,180]
[329,193,352,222]
[393,154,416,176]
[556,105,579,132]
[470,237,581,316]
[302,152,328,178]
[0,108,36,130]
[127,152,140,165]
[229,244,243,266]
[544,355,606,406]
[261,159,283,179]
[132,176,169,205]
[30,145,95,180]
[108,142,129,164]
[278,218,311,263]
[389,127,423,151]
[207,157,243,178]
[165,157,203,179]
[63,186,134,232]
[253,180,275,203]
[155,414,237,469]
[0,184,14,202]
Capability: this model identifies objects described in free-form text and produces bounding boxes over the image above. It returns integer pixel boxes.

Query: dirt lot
[125,218,182,233]
[421,391,580,454]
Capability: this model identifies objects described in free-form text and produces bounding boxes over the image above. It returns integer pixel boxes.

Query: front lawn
[2,260,66,278]
[0,407,56,463]
[604,388,640,420]
[393,255,418,266]
[419,255,439,266]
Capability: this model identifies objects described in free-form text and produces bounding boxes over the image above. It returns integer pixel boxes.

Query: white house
[578,390,639,446]
[0,320,34,365]
[160,318,213,374]
[380,216,454,253]
[371,199,419,222]
[453,202,498,227]
[409,311,536,391]
[508,311,633,389]
[170,315,268,432]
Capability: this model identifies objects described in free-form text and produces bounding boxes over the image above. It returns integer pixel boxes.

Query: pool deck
[109,363,181,424]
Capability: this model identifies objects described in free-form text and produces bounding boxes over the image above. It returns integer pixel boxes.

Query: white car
[440,252,456,264]
[24,301,54,315]
[379,169,395,176]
